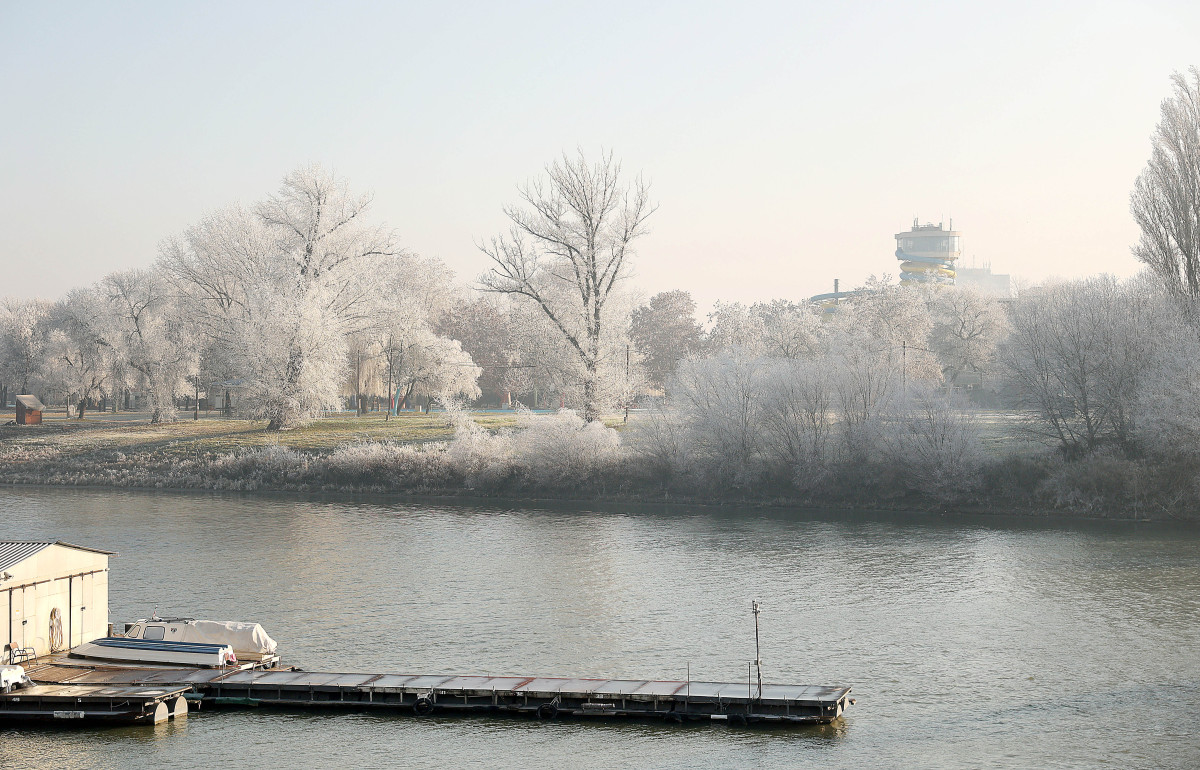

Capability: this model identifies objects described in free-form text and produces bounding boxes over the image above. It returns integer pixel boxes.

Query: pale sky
[2,1,1197,311]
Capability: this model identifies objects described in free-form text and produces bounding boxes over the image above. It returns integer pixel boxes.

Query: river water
[1,486,1198,769]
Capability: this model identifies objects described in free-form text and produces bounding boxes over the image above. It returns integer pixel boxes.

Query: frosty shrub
[510,408,622,488]
[624,397,690,481]
[828,344,900,464]
[440,397,514,488]
[320,442,456,490]
[1136,329,1200,460]
[668,351,766,487]
[1035,447,1145,513]
[209,445,308,485]
[979,452,1057,503]
[883,386,984,501]
[758,357,834,490]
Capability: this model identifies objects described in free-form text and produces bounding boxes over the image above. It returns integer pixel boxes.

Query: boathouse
[1,541,114,664]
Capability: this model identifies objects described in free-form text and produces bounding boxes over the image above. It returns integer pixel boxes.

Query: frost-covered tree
[0,297,51,398]
[705,300,825,360]
[1136,316,1200,458]
[437,294,515,404]
[100,269,196,422]
[161,166,397,429]
[830,277,940,388]
[386,328,481,407]
[480,150,656,421]
[1001,276,1160,457]
[755,300,825,359]
[373,254,476,411]
[46,288,113,417]
[929,286,1009,386]
[1131,67,1200,315]
[630,290,703,389]
[500,299,577,408]
[705,301,766,356]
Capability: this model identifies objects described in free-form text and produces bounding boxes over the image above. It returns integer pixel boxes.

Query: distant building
[956,263,1013,298]
[895,219,961,286]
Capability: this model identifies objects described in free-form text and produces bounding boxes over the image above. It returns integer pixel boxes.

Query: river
[1,486,1198,769]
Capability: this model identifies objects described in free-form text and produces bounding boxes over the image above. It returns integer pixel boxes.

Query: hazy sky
[2,1,1198,311]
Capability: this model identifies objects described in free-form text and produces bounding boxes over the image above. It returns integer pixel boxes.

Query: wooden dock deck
[22,660,852,726]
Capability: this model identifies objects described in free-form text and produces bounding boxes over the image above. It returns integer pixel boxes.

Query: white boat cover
[1,665,31,691]
[174,621,277,654]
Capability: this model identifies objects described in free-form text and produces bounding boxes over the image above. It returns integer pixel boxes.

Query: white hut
[1,541,115,663]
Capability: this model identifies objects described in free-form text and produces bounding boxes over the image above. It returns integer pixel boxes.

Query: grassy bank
[0,409,1194,521]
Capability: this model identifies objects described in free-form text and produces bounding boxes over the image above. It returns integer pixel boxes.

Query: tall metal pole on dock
[752,599,763,699]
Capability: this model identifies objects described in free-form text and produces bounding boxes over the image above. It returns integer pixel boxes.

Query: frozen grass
[972,409,1053,458]
[0,409,628,492]
[0,411,516,458]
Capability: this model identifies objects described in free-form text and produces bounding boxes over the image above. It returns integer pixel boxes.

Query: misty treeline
[3,69,1200,515]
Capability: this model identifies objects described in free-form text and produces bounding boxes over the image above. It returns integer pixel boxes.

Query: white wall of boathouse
[1,541,113,662]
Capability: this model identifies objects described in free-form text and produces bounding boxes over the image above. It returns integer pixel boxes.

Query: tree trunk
[582,359,600,422]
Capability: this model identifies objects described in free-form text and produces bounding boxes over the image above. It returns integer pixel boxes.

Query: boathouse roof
[0,541,117,572]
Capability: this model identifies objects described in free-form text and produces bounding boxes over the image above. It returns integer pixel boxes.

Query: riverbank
[1,410,1195,521]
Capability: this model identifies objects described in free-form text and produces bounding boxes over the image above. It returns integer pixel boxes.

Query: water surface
[1,487,1197,769]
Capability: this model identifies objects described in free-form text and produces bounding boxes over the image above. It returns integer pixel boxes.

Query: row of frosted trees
[0,168,481,427]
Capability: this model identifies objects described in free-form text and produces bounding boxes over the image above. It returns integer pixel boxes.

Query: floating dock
[21,659,851,726]
[0,682,190,725]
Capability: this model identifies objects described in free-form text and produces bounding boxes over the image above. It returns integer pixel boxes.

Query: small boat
[122,617,279,665]
[69,637,236,668]
[71,615,280,668]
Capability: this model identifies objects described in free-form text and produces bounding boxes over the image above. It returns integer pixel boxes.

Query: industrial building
[1,541,114,664]
[956,263,1013,298]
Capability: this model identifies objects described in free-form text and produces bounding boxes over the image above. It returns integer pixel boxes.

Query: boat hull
[70,638,234,668]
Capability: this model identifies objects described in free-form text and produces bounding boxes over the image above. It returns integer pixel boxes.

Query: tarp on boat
[174,621,277,654]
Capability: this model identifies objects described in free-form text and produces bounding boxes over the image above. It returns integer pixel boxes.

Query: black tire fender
[536,702,558,720]
[413,697,434,716]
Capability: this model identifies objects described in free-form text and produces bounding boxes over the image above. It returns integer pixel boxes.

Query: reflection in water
[2,487,1199,770]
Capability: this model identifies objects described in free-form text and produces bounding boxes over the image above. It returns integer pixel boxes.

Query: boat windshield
[125,625,140,638]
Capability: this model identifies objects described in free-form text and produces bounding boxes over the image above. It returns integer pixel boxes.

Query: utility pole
[624,343,631,423]
[752,599,763,699]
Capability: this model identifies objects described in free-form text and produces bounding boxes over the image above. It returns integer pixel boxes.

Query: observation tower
[895,219,960,285]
